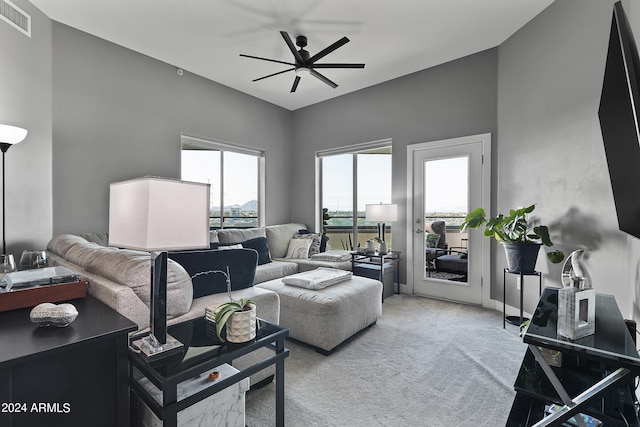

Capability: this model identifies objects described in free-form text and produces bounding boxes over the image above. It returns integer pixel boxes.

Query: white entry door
[408,134,490,305]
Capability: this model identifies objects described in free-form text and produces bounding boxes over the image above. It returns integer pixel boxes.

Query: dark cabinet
[0,295,137,427]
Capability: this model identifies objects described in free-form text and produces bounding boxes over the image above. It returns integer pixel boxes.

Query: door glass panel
[424,156,469,282]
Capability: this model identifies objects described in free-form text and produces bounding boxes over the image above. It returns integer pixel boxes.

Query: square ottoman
[256,275,382,354]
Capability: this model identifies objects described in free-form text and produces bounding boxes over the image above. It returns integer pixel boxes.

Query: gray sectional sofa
[213,223,352,283]
[46,222,381,362]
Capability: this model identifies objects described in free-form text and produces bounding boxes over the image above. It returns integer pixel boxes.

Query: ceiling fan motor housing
[295,35,307,48]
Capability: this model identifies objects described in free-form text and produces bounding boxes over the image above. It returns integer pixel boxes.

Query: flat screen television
[598,1,640,239]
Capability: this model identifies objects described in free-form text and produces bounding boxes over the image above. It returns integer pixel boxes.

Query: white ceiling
[29,0,555,111]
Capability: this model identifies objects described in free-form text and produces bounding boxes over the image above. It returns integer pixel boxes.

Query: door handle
[415,229,423,234]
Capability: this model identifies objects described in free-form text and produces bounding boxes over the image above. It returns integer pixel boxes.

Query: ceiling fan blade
[253,68,295,82]
[307,37,349,64]
[311,63,365,69]
[291,76,301,93]
[310,69,338,88]
[240,54,295,67]
[280,31,304,64]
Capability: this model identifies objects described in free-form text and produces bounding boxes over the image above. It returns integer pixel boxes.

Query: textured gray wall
[51,23,293,235]
[291,49,499,284]
[0,0,52,258]
[497,0,638,317]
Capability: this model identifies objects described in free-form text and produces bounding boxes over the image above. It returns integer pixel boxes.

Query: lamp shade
[0,124,27,145]
[365,203,398,222]
[108,177,210,251]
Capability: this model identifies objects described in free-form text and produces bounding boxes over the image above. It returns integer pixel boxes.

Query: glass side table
[129,317,289,427]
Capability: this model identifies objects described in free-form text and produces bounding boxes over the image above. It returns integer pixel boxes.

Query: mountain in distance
[240,199,257,211]
[210,200,257,211]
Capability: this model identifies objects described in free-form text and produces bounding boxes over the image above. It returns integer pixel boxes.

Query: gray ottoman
[256,275,383,354]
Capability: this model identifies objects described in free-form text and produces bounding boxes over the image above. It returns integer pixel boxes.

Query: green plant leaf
[547,250,565,264]
[215,308,237,341]
[460,207,486,232]
[534,226,552,247]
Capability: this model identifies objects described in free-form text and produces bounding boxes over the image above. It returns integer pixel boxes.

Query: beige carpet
[245,294,526,427]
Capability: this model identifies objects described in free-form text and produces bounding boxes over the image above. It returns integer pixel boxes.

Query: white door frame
[405,133,492,307]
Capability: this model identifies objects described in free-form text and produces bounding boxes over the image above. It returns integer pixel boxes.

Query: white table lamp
[109,176,210,360]
[365,203,398,242]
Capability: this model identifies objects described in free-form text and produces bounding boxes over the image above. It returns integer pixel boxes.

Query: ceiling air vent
[0,0,30,37]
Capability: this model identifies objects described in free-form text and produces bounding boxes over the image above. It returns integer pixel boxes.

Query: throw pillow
[285,238,312,259]
[292,232,321,257]
[168,250,229,298]
[241,236,272,265]
[425,233,441,248]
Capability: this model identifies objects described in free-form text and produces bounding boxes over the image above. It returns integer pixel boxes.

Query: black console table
[506,288,640,426]
[0,294,137,427]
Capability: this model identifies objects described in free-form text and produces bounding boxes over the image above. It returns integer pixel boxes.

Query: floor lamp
[109,177,211,361]
[0,125,27,255]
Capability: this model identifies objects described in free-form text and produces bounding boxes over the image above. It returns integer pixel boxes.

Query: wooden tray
[0,280,88,312]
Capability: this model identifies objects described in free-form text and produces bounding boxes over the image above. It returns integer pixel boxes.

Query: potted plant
[460,204,564,273]
[373,237,388,255]
[364,239,376,254]
[213,298,256,343]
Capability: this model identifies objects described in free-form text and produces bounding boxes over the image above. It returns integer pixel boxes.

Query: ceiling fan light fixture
[295,67,311,77]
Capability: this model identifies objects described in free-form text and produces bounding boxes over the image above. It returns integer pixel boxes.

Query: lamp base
[131,332,183,362]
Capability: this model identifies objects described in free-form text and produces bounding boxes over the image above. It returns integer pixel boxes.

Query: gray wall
[497,0,639,317]
[51,23,294,235]
[291,49,499,284]
[0,0,52,258]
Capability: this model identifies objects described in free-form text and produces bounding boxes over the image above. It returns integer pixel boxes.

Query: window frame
[180,134,265,229]
[316,139,392,247]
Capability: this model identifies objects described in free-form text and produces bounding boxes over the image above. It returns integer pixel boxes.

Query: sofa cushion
[254,260,298,284]
[82,249,193,318]
[217,227,266,244]
[169,248,258,298]
[241,236,272,265]
[47,234,91,258]
[265,223,307,258]
[66,242,119,268]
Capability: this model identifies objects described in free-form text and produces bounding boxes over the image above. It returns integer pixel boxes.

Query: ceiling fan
[240,31,365,93]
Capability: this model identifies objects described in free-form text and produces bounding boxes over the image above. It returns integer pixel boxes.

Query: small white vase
[226,303,257,343]
[378,242,388,255]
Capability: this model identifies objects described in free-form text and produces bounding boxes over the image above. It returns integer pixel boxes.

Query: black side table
[503,268,542,328]
[129,317,289,427]
[350,250,401,299]
[0,294,137,427]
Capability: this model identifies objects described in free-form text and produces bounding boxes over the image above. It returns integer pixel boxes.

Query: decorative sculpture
[557,249,595,340]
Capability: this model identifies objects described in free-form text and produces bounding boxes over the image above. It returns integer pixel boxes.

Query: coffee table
[129,317,289,427]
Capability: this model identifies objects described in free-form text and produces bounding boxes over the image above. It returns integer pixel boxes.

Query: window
[181,135,264,228]
[318,141,392,250]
